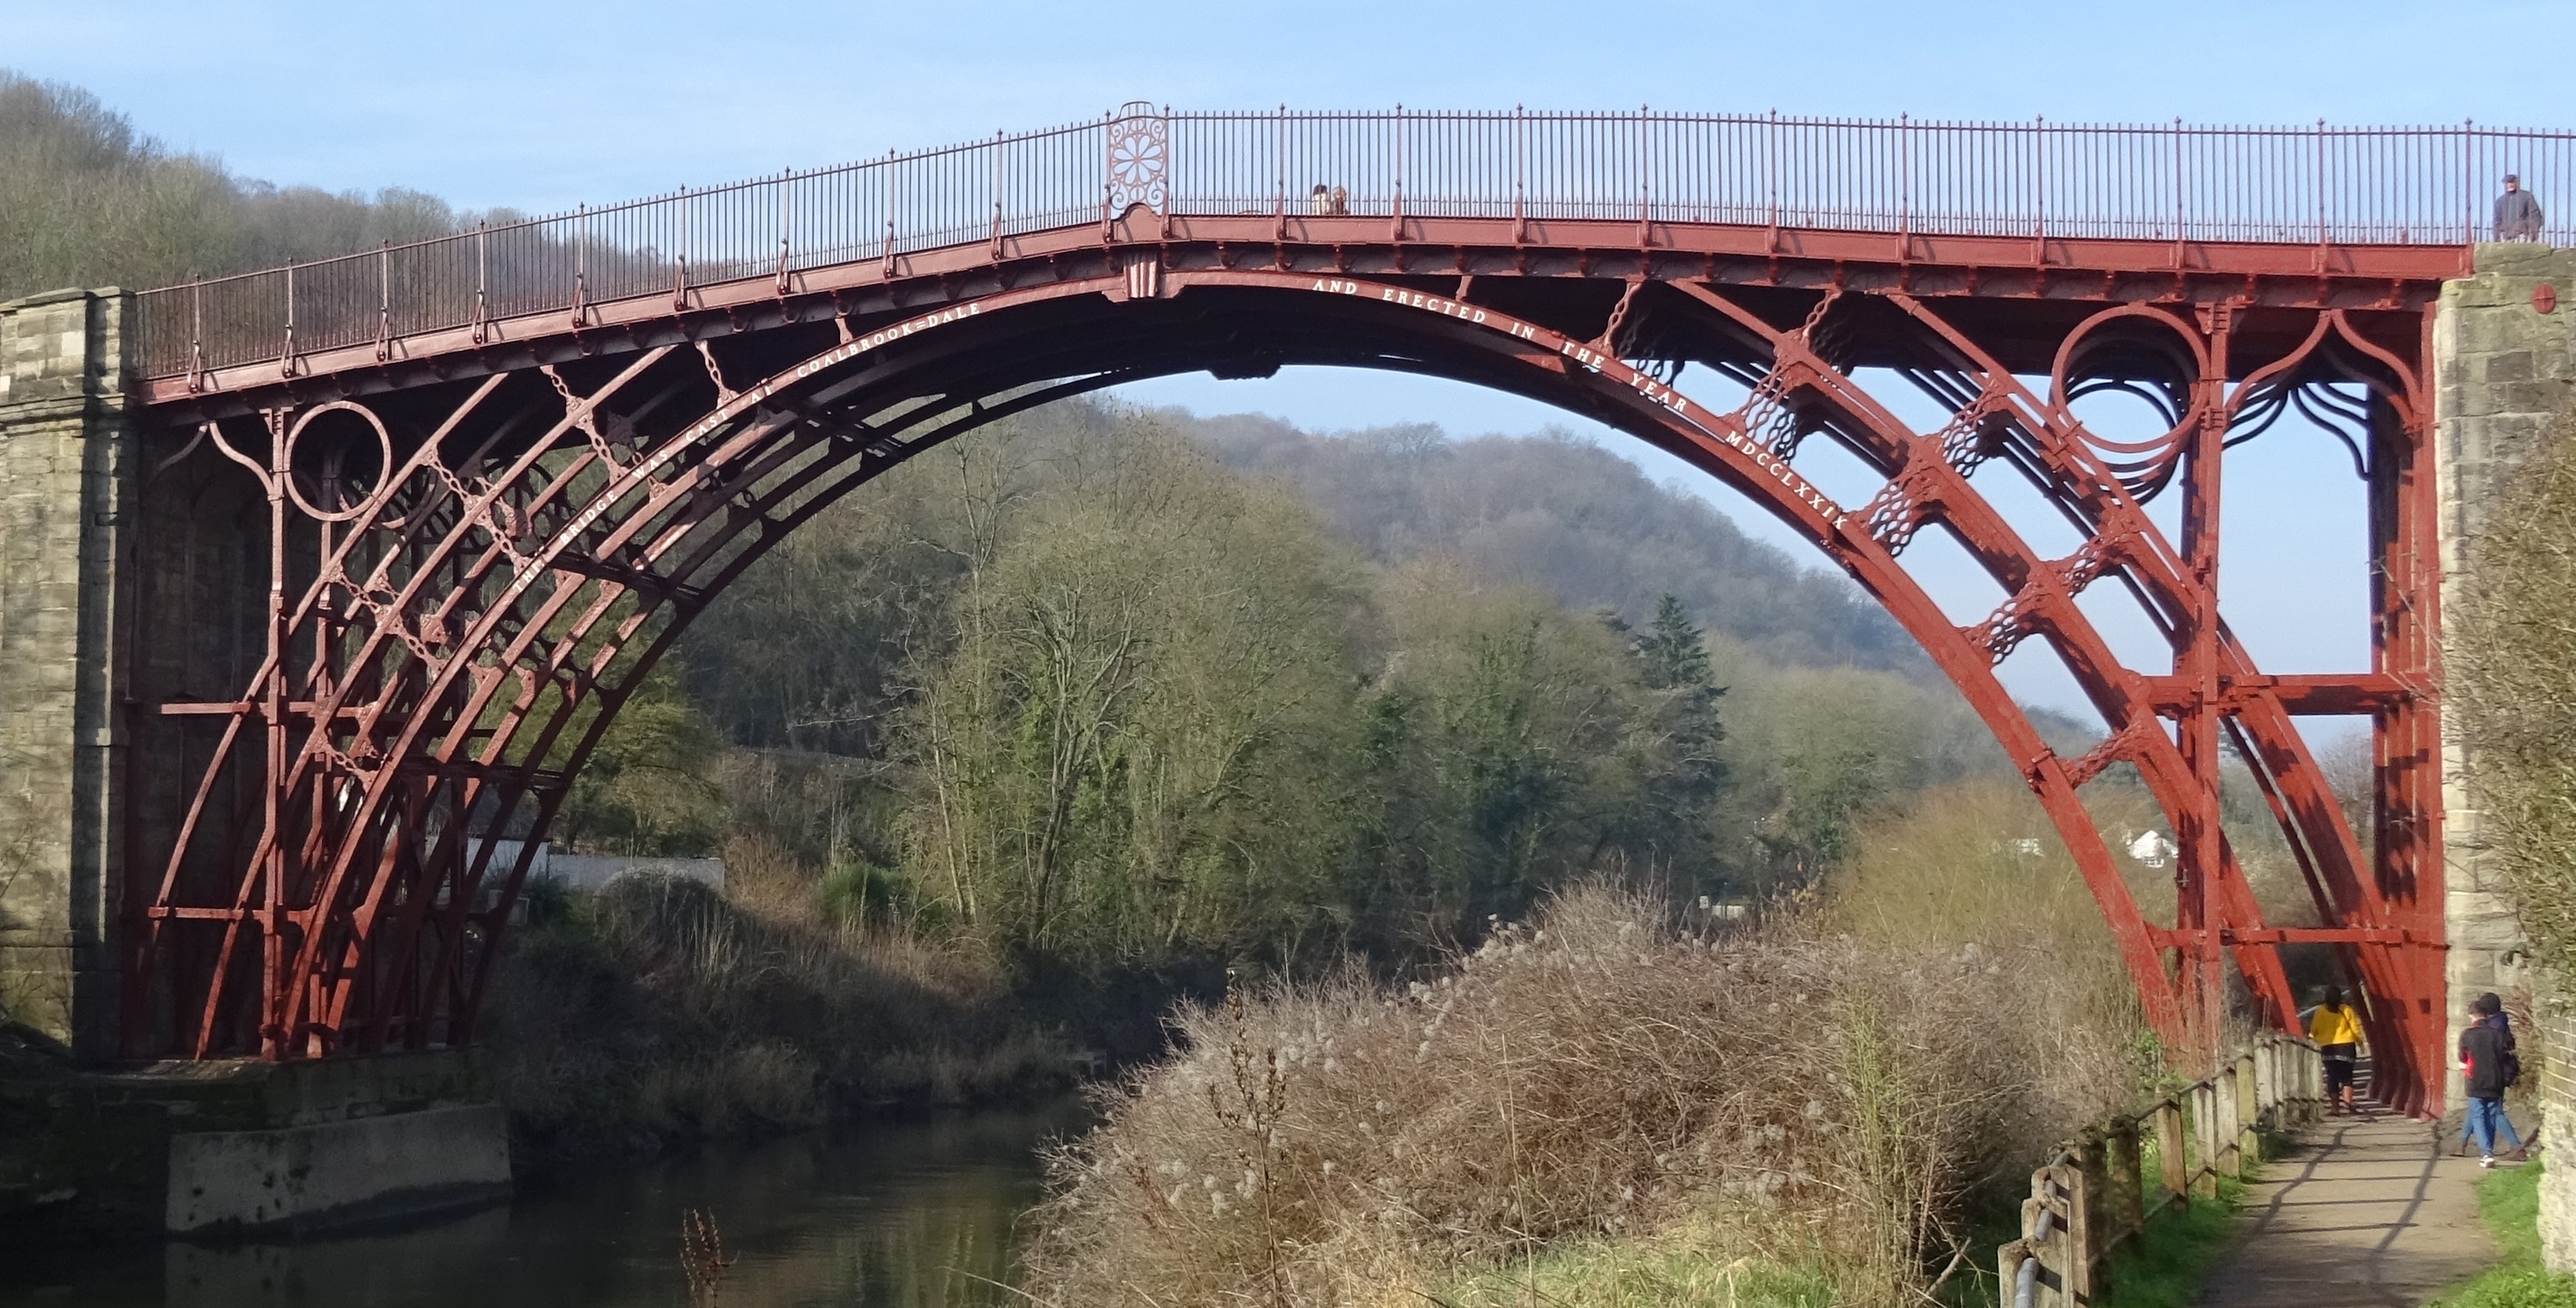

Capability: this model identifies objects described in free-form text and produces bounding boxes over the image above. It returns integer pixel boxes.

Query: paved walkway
[2198,1109,2512,1307]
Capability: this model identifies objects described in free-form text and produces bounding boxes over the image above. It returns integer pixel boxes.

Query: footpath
[2196,1111,2505,1307]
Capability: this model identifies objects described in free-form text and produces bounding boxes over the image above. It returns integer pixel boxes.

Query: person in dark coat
[2459,992,2525,1166]
[2496,176,2544,242]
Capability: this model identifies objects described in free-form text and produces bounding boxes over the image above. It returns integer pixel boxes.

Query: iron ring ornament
[1107,102,1168,215]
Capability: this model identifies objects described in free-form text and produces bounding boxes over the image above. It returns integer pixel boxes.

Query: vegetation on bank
[479,864,1082,1157]
[2435,1163,2576,1308]
[1023,881,2138,1307]
[2090,1174,2247,1308]
[2452,406,2576,977]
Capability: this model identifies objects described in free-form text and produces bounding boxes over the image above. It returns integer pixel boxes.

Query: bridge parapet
[0,289,134,1061]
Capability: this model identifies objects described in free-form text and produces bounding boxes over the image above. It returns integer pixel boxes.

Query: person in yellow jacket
[2309,986,2366,1114]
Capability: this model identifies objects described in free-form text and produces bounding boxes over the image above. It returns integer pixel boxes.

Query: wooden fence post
[2022,1186,2064,1308]
[2055,1162,2093,1303]
[2238,1048,2262,1165]
[2107,1116,2146,1250]
[2193,1083,2221,1196]
[2215,1065,2241,1178]
[2157,1098,2189,1203]
[2000,1238,2036,1308]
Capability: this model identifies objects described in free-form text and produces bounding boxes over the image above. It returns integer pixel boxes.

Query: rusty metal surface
[115,108,2458,1116]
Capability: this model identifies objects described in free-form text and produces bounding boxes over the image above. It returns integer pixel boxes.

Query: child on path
[2458,992,2526,1167]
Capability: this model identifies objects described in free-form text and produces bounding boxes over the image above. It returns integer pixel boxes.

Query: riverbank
[0,1101,1084,1307]
[481,871,1093,1162]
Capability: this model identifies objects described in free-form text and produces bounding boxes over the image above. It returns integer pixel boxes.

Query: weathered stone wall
[2432,242,2576,1270]
[0,289,134,1061]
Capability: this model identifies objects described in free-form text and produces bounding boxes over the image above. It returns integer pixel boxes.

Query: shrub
[2451,406,2576,976]
[1023,881,2123,1306]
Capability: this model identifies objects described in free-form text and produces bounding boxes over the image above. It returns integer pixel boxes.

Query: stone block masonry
[2433,243,2576,1271]
[0,289,134,1062]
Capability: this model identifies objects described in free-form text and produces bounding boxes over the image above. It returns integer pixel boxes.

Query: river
[0,1101,1087,1308]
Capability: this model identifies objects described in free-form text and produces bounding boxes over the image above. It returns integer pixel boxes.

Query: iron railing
[132,107,2576,381]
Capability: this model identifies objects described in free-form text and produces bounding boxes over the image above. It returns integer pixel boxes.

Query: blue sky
[8,0,2563,717]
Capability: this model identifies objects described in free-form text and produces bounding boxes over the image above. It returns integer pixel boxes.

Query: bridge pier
[2434,243,2575,1268]
[0,288,135,1063]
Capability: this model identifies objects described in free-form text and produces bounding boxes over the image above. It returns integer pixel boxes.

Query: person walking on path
[2496,175,2544,241]
[2308,986,2365,1114]
[2459,992,2527,1167]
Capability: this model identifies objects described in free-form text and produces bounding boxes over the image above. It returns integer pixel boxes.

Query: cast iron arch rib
[125,263,2444,1110]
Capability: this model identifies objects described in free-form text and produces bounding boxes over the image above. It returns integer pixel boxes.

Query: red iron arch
[122,260,2445,1108]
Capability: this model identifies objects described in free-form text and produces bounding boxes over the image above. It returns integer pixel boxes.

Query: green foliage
[2435,1162,2576,1308]
[2451,407,2576,976]
[1637,593,1717,690]
[2092,1177,2248,1308]
[1439,1244,1838,1307]
[555,669,727,856]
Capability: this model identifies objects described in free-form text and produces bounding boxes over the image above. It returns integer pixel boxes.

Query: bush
[1023,881,2128,1306]
[2451,406,2576,976]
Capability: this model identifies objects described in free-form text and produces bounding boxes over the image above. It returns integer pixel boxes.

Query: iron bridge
[108,105,2576,1113]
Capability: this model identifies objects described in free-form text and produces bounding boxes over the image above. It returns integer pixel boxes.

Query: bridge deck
[2198,1111,2509,1307]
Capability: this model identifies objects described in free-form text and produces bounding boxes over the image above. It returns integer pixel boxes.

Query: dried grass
[1024,881,2113,1307]
[482,852,1081,1152]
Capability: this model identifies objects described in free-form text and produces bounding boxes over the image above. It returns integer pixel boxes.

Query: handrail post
[2193,1083,2220,1197]
[1637,103,1652,249]
[990,130,1006,260]
[2156,1097,2189,1204]
[2169,115,2184,243]
[187,277,204,391]
[2070,1132,2105,1299]
[279,263,296,378]
[1513,104,1528,243]
[2315,117,2329,257]
[2215,1065,2242,1179]
[2237,1047,2262,1166]
[1764,108,1780,248]
[2034,115,2047,263]
[776,168,793,296]
[881,151,897,278]
[571,202,587,327]
[1273,104,1287,242]
[1999,1239,2037,1308]
[2463,119,2476,245]
[673,183,690,312]
[1897,111,1911,252]
[2107,1118,2146,1252]
[1391,104,1406,242]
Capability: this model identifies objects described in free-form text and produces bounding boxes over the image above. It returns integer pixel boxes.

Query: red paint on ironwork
[114,114,2466,1118]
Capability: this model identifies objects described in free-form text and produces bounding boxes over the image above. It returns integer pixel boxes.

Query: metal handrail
[131,109,2576,381]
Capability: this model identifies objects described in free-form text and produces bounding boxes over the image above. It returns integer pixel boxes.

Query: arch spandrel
[122,264,2441,1106]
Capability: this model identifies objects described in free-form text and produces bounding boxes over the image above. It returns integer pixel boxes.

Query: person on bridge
[1310,183,1333,215]
[2459,992,2526,1167]
[2308,986,2365,1115]
[2496,176,2544,242]
[1329,185,1349,216]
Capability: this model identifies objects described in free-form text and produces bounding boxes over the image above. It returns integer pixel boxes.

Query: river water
[0,1101,1087,1308]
